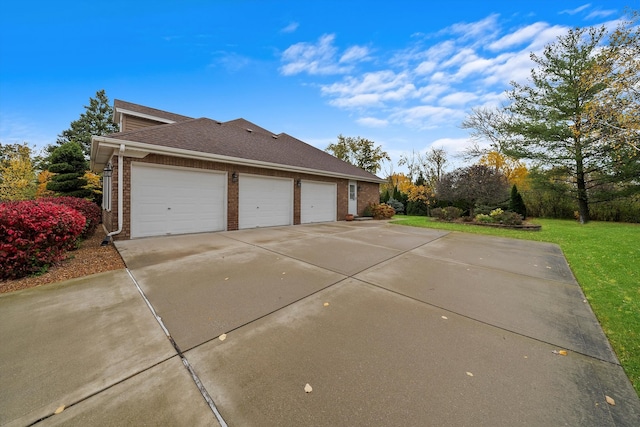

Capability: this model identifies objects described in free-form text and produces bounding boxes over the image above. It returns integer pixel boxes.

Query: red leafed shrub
[0,200,86,280]
[39,196,101,238]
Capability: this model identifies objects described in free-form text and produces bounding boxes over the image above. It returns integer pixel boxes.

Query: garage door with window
[239,175,293,229]
[131,164,227,238]
[301,181,337,224]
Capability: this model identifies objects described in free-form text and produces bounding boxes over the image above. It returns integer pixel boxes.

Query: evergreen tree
[509,184,527,219]
[46,142,91,198]
[463,22,640,224]
[55,90,119,156]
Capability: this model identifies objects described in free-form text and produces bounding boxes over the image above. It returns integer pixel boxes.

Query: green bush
[432,206,462,221]
[386,198,404,214]
[475,213,493,223]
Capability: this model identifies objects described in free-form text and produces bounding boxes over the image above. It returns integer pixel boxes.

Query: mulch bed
[0,228,126,294]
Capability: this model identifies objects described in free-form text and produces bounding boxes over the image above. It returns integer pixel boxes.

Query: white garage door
[301,181,337,224]
[239,175,292,229]
[131,164,226,238]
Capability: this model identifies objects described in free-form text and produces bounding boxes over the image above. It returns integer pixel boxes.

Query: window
[349,183,356,200]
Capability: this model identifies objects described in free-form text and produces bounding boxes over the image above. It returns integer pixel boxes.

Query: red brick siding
[357,182,381,216]
[108,154,380,240]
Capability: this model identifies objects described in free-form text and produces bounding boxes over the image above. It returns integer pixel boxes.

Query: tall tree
[0,143,37,201]
[436,165,510,217]
[462,23,640,224]
[585,11,640,153]
[56,90,119,156]
[325,135,390,174]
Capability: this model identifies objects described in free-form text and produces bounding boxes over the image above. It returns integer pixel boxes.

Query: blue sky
[1,0,636,173]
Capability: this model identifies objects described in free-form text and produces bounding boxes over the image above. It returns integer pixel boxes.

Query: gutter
[101,144,125,245]
[92,136,385,184]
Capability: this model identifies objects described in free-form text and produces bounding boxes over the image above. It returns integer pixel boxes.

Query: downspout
[102,144,125,245]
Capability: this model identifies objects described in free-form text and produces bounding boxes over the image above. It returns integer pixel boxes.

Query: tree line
[326,11,640,224]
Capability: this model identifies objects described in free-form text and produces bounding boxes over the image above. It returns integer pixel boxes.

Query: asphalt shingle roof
[107,117,382,181]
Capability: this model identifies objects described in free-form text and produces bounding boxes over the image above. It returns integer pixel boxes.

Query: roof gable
[114,99,193,124]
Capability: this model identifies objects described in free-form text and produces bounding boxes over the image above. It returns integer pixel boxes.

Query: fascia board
[91,136,384,183]
[115,108,177,124]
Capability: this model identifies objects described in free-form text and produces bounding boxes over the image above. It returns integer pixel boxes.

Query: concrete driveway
[1,221,638,426]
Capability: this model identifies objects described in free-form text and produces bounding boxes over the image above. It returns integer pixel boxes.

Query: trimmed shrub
[0,200,86,280]
[39,196,101,238]
[475,213,493,223]
[370,203,395,219]
[432,206,462,221]
[501,211,524,225]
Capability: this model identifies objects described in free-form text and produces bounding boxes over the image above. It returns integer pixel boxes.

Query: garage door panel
[131,164,226,238]
[239,176,292,229]
[301,181,337,224]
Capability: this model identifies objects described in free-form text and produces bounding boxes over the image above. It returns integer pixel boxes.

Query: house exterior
[90,100,384,240]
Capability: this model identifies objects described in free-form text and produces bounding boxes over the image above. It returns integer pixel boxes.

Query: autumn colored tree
[0,143,37,201]
[478,151,528,189]
[584,11,640,153]
[326,135,390,174]
[36,170,55,198]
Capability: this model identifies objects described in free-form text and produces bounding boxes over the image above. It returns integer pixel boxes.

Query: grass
[391,216,640,397]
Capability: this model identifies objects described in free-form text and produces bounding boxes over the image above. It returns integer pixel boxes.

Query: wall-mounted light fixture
[232,172,238,183]
[296,179,301,188]
[103,163,113,178]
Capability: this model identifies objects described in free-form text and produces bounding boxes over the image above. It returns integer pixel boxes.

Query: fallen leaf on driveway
[552,350,568,356]
[54,405,65,414]
[304,383,313,393]
[219,334,227,341]
[466,372,474,377]
[323,302,329,307]
[605,395,616,406]
[441,316,448,320]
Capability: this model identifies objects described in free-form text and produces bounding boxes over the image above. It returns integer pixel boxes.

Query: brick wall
[108,154,380,240]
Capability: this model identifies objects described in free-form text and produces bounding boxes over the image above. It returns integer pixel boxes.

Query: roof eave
[90,136,384,183]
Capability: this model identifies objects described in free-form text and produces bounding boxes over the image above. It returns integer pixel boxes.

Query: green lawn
[391,216,640,396]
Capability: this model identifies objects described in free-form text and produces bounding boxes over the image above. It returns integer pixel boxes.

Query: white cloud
[280,34,351,75]
[418,84,450,103]
[439,91,479,107]
[488,22,550,51]
[415,60,437,75]
[389,105,465,130]
[586,9,617,19]
[445,13,501,41]
[280,22,299,33]
[357,117,388,127]
[429,137,474,154]
[560,4,591,15]
[322,71,418,108]
[340,45,371,63]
